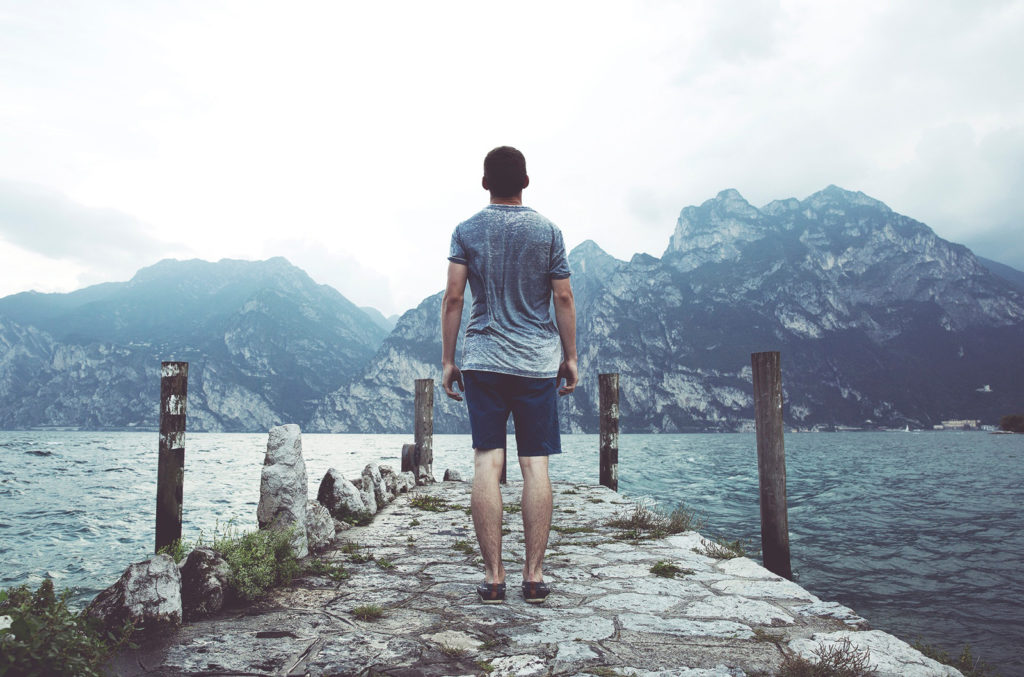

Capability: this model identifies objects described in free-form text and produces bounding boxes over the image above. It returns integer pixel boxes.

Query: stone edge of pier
[111,481,963,677]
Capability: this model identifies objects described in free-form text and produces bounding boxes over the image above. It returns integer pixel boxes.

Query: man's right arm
[551,277,578,396]
[441,261,468,401]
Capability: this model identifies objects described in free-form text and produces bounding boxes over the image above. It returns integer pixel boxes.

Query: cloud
[0,179,190,269]
[262,238,404,315]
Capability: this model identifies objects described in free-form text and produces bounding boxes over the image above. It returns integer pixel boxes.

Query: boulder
[257,424,308,558]
[317,468,368,522]
[333,518,352,533]
[443,468,464,482]
[306,500,335,553]
[85,554,182,632]
[400,471,417,492]
[178,548,231,621]
[379,464,400,497]
[360,484,378,515]
[363,463,392,506]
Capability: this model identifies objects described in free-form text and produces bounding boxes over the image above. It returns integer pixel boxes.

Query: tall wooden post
[751,351,793,580]
[156,361,188,554]
[414,379,434,482]
[599,373,619,491]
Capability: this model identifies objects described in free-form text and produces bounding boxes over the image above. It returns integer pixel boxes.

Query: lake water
[1,431,1021,674]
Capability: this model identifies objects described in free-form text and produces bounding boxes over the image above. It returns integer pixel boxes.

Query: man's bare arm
[551,277,578,395]
[441,261,468,400]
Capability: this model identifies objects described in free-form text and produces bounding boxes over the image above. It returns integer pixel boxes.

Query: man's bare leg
[518,455,552,582]
[471,447,505,584]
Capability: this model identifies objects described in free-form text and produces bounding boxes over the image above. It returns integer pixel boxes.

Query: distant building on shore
[934,419,981,430]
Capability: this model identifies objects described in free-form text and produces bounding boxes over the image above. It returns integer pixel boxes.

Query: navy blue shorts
[463,370,562,457]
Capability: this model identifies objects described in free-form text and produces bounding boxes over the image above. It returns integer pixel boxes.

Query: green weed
[0,580,135,677]
[695,536,746,560]
[912,640,1001,677]
[649,561,692,578]
[453,540,475,555]
[410,494,452,512]
[351,604,385,621]
[303,558,350,581]
[551,525,595,534]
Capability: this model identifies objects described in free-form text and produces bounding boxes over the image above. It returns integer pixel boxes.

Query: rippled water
[1,431,1021,674]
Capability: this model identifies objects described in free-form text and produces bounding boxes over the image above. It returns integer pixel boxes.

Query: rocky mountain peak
[663,188,768,270]
[805,184,891,212]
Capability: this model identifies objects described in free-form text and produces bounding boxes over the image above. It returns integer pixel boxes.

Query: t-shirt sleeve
[448,228,467,265]
[549,227,571,279]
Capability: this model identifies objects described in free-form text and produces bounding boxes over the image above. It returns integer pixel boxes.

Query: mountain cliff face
[311,186,1024,433]
[0,258,386,431]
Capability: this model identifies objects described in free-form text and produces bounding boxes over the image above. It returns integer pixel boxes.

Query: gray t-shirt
[448,204,571,378]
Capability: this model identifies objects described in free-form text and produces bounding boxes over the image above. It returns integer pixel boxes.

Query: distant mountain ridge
[2,188,1023,432]
[311,186,1024,432]
[0,257,386,430]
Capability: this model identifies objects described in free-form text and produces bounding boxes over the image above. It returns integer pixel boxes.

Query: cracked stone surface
[110,482,962,676]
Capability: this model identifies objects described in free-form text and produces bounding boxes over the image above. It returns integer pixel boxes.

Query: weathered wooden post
[599,373,619,491]
[751,351,793,580]
[414,379,434,482]
[155,361,188,554]
[401,443,417,474]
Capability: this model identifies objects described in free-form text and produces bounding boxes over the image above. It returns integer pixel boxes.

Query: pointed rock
[257,424,308,558]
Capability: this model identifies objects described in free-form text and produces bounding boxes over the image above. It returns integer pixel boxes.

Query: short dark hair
[483,146,527,197]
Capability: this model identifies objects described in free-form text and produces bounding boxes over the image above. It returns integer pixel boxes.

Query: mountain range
[2,186,1023,432]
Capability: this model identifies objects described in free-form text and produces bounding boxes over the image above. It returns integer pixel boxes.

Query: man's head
[483,146,529,198]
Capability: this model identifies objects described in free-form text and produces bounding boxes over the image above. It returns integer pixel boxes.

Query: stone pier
[112,482,961,676]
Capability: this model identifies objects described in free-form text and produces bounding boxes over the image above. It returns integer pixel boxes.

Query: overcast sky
[1,1,1022,315]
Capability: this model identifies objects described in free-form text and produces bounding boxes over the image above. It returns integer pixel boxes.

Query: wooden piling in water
[155,361,188,554]
[414,379,434,482]
[751,351,793,580]
[599,373,619,491]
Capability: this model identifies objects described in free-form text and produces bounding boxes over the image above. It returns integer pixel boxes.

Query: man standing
[441,146,578,605]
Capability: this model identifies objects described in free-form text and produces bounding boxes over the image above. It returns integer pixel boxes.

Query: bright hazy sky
[2,1,1022,315]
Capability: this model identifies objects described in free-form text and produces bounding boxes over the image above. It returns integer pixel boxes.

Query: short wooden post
[599,373,619,491]
[414,379,434,482]
[401,443,417,474]
[751,351,793,580]
[155,361,188,554]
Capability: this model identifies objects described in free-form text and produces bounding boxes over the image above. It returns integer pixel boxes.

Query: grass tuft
[551,525,595,534]
[351,604,385,621]
[410,494,452,512]
[779,638,876,677]
[606,500,705,541]
[912,640,1002,677]
[453,540,475,555]
[303,558,350,581]
[503,504,521,514]
[650,561,693,578]
[439,642,468,658]
[695,536,747,560]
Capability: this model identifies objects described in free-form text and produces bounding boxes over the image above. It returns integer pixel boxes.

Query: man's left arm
[441,261,468,401]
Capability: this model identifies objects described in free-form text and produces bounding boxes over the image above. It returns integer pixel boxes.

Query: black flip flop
[476,582,506,604]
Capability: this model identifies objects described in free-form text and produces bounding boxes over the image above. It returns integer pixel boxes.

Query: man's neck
[489,194,523,206]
